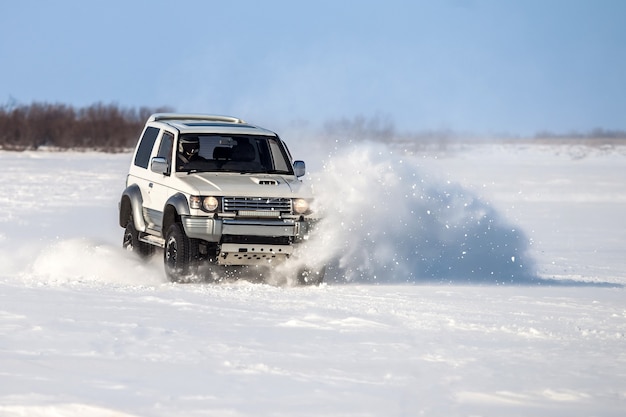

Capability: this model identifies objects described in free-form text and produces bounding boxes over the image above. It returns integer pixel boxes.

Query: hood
[170,172,312,198]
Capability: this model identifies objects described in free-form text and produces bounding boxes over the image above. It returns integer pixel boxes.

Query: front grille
[223,197,291,213]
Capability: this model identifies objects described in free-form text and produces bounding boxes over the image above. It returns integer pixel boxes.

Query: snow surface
[0,142,625,416]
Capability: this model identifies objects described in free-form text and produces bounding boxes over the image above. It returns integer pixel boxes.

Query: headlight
[293,198,309,214]
[203,196,219,212]
[190,196,219,212]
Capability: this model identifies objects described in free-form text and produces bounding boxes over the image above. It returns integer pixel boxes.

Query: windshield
[175,134,293,174]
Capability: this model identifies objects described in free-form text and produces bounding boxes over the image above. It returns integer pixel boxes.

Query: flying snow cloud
[287,138,537,284]
[29,238,164,285]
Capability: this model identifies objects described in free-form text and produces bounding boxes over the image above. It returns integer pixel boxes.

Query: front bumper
[181,216,304,241]
[181,215,312,265]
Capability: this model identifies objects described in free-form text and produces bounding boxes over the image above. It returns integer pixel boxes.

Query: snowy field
[0,140,625,416]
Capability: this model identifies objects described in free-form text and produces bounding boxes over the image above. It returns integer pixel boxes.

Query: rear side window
[134,126,160,168]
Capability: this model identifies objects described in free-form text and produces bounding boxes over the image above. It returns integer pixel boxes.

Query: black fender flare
[119,184,147,232]
[162,193,190,235]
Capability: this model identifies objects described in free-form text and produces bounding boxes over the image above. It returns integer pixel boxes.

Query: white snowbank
[0,143,624,416]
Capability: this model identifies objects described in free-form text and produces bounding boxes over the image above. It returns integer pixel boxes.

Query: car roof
[147,113,277,136]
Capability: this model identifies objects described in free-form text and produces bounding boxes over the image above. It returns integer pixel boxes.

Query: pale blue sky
[1,0,625,135]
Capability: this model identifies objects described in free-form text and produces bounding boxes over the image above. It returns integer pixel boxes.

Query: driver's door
[144,130,175,233]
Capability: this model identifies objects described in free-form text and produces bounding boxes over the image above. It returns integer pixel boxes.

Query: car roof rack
[148,113,246,124]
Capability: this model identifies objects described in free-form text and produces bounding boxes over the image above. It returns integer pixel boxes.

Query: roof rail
[148,113,246,124]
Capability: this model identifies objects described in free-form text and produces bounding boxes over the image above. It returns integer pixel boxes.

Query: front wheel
[164,223,199,282]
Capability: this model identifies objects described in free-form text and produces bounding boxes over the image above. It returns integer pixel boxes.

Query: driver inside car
[177,136,206,169]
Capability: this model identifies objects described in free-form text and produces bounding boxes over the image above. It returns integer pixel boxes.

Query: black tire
[297,266,326,286]
[164,222,199,283]
[123,219,155,258]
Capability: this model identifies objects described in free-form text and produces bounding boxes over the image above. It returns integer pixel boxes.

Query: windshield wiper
[239,170,268,174]
[263,170,292,175]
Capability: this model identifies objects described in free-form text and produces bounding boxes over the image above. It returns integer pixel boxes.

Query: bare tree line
[1,102,624,152]
[323,116,626,143]
[0,102,171,151]
[534,128,626,140]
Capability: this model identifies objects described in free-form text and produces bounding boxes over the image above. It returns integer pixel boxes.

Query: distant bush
[0,101,172,151]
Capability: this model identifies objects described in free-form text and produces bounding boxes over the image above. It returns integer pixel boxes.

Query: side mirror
[151,157,169,175]
[293,160,306,178]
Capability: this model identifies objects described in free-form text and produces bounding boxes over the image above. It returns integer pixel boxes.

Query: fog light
[293,198,309,214]
[190,196,201,209]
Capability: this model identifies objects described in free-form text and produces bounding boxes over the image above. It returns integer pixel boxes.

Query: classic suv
[119,113,323,284]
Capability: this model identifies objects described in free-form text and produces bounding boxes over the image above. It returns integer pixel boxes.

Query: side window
[157,131,174,166]
[134,126,160,169]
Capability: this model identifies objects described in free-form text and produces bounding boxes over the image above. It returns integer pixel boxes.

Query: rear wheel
[164,223,199,282]
[123,219,155,258]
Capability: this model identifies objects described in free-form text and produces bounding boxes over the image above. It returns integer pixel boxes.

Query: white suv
[119,113,323,284]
